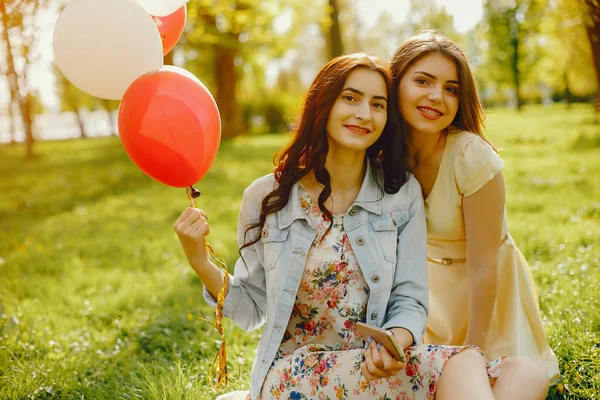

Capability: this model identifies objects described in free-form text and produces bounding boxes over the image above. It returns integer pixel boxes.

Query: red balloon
[118,66,221,188]
[154,5,186,56]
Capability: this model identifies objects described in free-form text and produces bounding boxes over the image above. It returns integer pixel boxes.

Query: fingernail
[377,343,382,351]
[367,337,373,345]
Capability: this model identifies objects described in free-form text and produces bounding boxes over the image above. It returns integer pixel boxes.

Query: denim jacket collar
[276,160,383,230]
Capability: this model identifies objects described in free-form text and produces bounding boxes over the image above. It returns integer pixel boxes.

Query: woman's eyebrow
[413,71,459,85]
[342,87,387,102]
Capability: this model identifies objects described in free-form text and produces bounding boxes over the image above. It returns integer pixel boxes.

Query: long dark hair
[241,53,408,250]
[390,30,495,149]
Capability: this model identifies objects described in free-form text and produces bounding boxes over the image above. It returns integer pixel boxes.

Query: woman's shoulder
[447,131,504,196]
[446,130,498,162]
[245,173,277,194]
[447,130,491,150]
[241,174,277,209]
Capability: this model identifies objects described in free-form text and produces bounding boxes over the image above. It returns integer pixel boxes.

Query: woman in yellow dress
[390,31,560,385]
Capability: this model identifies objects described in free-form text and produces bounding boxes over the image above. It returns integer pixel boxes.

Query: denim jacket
[204,163,428,399]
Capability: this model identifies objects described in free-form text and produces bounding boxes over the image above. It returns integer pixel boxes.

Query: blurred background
[1,1,599,399]
[1,0,598,156]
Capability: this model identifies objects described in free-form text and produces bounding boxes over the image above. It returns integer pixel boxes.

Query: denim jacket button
[349,208,357,216]
[261,229,269,238]
[356,237,365,246]
[370,312,378,320]
[372,275,380,283]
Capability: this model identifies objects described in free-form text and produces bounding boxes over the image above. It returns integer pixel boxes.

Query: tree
[582,0,600,116]
[355,11,403,60]
[537,0,596,107]
[0,0,43,158]
[54,63,97,138]
[483,0,545,110]
[407,0,459,39]
[326,0,343,58]
[98,99,120,136]
[183,0,302,138]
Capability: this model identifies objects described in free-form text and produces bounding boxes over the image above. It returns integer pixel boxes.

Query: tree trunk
[100,100,117,135]
[21,94,35,156]
[510,29,522,111]
[585,5,600,120]
[0,0,35,158]
[564,71,572,109]
[214,46,244,138]
[327,0,344,59]
[8,100,16,144]
[75,110,88,138]
[108,110,117,136]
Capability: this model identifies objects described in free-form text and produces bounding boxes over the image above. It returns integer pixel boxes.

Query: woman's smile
[344,124,372,135]
[417,106,444,120]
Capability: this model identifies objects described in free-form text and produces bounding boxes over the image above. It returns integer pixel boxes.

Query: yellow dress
[423,130,560,381]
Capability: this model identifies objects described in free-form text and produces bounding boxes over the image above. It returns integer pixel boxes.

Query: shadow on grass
[0,135,285,258]
[570,132,600,150]
[1,136,285,220]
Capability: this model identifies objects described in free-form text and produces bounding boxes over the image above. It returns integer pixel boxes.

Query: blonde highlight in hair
[391,30,495,149]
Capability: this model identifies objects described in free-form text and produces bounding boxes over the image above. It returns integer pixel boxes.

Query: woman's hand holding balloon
[174,207,211,271]
[174,208,226,301]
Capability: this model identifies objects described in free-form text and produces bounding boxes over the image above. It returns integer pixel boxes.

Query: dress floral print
[259,183,502,400]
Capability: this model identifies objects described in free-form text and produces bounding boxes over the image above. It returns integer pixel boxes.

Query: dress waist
[427,234,511,265]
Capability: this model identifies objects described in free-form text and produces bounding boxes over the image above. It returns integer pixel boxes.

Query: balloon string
[186,186,230,390]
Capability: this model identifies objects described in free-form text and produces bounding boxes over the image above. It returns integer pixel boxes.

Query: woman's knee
[447,348,487,370]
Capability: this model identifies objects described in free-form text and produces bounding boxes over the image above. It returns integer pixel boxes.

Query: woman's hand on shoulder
[174,207,211,271]
[361,338,406,382]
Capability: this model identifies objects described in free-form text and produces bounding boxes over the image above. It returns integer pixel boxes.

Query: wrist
[389,327,414,349]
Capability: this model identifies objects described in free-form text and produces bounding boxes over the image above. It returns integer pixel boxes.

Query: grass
[0,103,598,399]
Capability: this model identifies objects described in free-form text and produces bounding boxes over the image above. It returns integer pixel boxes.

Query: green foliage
[244,87,302,134]
[407,0,459,39]
[182,0,304,92]
[536,0,597,98]
[0,105,599,398]
[482,0,546,104]
[53,63,98,113]
[28,90,45,116]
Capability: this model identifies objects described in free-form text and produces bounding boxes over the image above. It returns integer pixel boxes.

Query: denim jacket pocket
[370,214,399,264]
[260,224,289,271]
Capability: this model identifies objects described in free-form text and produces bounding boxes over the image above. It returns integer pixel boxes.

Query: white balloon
[53,0,163,100]
[134,0,189,17]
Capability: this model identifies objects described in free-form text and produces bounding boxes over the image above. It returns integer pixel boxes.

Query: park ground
[0,104,599,399]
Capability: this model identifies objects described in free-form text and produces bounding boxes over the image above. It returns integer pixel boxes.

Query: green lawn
[0,104,598,399]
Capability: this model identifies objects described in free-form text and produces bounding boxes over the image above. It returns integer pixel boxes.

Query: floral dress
[260,183,501,400]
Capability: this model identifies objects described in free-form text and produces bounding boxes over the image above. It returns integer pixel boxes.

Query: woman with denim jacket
[175,54,522,400]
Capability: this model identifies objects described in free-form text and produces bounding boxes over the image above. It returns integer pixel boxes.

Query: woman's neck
[324,147,366,192]
[407,130,444,166]
[302,147,366,213]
